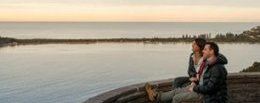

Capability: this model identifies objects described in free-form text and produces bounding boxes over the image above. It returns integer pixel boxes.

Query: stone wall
[84,72,260,103]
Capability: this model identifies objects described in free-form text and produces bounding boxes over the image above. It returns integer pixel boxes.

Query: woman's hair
[194,38,206,55]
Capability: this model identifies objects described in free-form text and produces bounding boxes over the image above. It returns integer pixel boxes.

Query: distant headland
[1,26,260,47]
[241,62,260,72]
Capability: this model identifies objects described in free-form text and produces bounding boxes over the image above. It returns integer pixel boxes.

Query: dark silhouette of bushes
[0,36,16,46]
[241,62,260,72]
[181,26,260,43]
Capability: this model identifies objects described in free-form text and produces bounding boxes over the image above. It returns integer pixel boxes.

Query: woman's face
[192,41,200,52]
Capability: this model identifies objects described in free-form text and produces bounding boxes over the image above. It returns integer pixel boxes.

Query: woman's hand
[189,77,198,82]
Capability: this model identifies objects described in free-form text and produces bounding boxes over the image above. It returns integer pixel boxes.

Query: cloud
[0,0,260,21]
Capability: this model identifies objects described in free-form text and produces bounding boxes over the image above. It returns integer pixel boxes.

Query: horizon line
[1,21,260,23]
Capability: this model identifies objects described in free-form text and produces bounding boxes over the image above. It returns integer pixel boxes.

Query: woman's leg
[173,76,190,88]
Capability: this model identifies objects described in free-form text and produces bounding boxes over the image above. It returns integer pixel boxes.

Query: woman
[173,38,206,88]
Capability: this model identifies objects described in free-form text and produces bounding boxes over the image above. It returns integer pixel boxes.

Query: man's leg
[172,92,202,103]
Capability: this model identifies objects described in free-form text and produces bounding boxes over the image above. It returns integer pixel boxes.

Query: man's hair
[194,38,206,51]
[206,42,219,56]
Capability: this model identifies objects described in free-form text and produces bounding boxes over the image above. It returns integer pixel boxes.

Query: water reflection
[0,43,259,103]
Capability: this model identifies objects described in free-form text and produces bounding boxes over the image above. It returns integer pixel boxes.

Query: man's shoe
[145,83,156,101]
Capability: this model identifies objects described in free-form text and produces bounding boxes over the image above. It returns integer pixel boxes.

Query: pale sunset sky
[1,0,260,22]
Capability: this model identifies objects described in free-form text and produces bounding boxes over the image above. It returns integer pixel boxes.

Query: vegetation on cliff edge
[241,62,260,72]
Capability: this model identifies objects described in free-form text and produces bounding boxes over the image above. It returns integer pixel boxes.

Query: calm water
[0,43,259,103]
[0,22,260,39]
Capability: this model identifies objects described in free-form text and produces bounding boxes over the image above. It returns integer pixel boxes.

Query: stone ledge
[84,72,260,103]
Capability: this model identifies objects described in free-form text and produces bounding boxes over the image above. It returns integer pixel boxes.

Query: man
[145,42,228,103]
[190,42,228,103]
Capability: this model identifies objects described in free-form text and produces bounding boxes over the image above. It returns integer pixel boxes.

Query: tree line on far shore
[181,26,260,42]
[0,37,16,46]
[1,26,260,46]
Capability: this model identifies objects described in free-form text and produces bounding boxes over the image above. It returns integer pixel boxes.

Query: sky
[0,0,260,22]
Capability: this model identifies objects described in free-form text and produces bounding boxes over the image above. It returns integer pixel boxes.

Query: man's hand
[189,82,196,92]
[188,86,193,92]
[189,77,198,82]
[191,82,196,87]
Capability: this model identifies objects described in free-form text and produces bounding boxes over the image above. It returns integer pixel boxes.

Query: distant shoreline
[0,37,259,47]
[1,26,260,47]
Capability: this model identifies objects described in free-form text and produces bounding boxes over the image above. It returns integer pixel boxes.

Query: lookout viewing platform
[84,72,260,103]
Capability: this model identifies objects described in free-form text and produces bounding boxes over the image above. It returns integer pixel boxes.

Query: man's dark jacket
[193,55,228,103]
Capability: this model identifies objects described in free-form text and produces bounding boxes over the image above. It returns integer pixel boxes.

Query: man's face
[192,41,200,52]
[203,44,213,58]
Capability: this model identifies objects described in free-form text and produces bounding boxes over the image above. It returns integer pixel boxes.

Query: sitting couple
[145,38,228,103]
